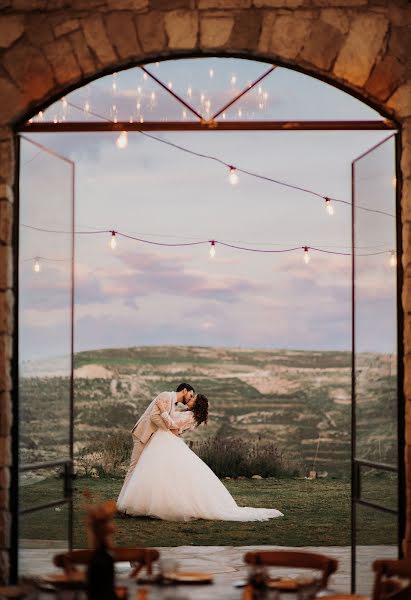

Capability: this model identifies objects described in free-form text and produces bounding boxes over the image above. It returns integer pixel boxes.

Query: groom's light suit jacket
[131,391,177,444]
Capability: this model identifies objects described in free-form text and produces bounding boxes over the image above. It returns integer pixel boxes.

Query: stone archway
[0,0,410,583]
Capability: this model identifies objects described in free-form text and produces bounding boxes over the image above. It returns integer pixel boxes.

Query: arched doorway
[12,55,403,594]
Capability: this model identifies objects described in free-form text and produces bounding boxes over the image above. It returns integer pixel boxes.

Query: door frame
[10,136,76,583]
[350,132,405,592]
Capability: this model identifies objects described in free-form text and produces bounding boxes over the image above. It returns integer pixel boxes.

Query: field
[19,476,397,547]
[19,346,397,478]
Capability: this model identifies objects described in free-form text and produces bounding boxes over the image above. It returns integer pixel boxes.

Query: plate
[170,571,214,584]
[39,572,86,588]
[265,577,316,591]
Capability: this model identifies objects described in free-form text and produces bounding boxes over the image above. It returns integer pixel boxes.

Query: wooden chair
[54,547,160,579]
[244,550,338,590]
[372,559,411,600]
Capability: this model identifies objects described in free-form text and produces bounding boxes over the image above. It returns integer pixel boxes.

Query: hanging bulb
[116,131,128,149]
[209,68,214,79]
[110,231,117,250]
[209,241,216,259]
[325,197,334,216]
[231,75,237,85]
[303,246,310,264]
[33,258,41,273]
[168,81,173,90]
[61,97,68,109]
[228,167,239,186]
[187,86,192,98]
[84,101,90,113]
[389,250,397,268]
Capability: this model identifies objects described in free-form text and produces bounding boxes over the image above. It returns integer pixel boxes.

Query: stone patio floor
[18,543,396,595]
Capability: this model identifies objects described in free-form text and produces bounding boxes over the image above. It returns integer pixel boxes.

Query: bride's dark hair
[192,394,209,427]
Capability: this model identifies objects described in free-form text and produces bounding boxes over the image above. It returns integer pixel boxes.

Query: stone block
[106,0,147,8]
[0,468,9,491]
[300,20,344,71]
[200,15,234,48]
[165,10,198,50]
[0,437,11,469]
[0,509,10,548]
[0,16,24,48]
[151,0,191,8]
[44,37,82,87]
[264,13,311,60]
[258,12,276,54]
[0,392,11,438]
[0,550,9,585]
[334,13,389,87]
[401,121,411,180]
[2,42,55,105]
[320,8,349,34]
[388,81,411,119]
[312,0,366,5]
[388,26,411,66]
[365,55,406,102]
[199,0,251,7]
[0,335,12,392]
[53,18,80,38]
[136,11,166,53]
[229,10,262,51]
[0,292,13,337]
[26,16,54,47]
[0,136,15,186]
[253,0,302,7]
[0,202,12,246]
[0,247,12,291]
[105,12,141,60]
[68,30,97,77]
[0,77,23,127]
[82,14,117,65]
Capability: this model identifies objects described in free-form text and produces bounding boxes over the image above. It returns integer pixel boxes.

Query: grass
[19,477,397,548]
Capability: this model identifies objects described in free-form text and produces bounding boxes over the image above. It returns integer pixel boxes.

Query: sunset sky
[19,58,397,361]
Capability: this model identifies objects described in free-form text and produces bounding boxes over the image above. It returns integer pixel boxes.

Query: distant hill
[19,346,397,477]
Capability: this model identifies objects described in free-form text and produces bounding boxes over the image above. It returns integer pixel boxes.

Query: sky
[18,58,398,362]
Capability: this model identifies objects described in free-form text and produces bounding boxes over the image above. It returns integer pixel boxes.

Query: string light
[303,246,310,264]
[110,231,117,250]
[33,257,41,273]
[209,68,214,79]
[116,130,128,149]
[187,87,192,98]
[84,101,90,113]
[209,240,216,258]
[390,250,397,268]
[325,197,334,216]
[168,81,173,90]
[61,97,68,110]
[228,166,239,186]
[231,75,237,85]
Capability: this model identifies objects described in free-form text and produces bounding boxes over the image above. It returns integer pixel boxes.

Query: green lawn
[19,477,397,548]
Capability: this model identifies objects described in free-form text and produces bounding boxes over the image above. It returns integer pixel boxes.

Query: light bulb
[168,81,173,89]
[110,231,117,250]
[392,177,397,188]
[231,75,236,85]
[61,97,68,109]
[143,72,148,81]
[34,258,41,273]
[325,198,334,216]
[303,247,310,264]
[228,167,239,186]
[38,111,44,120]
[209,68,214,79]
[390,251,397,268]
[116,131,128,149]
[151,91,156,101]
[187,87,192,98]
[182,110,187,119]
[209,241,216,259]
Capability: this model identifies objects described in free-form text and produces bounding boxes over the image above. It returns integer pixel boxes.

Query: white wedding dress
[117,420,283,522]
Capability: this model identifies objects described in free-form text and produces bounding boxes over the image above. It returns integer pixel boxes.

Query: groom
[123,382,195,488]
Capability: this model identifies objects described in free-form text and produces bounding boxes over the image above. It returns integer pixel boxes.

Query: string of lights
[63,100,395,220]
[21,224,397,272]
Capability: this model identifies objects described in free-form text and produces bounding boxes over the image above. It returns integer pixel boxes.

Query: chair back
[244,550,338,589]
[372,559,411,600]
[54,548,160,577]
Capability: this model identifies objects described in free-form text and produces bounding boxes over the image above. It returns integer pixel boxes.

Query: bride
[117,394,283,522]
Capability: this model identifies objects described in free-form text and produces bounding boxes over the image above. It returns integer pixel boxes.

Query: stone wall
[0,0,410,584]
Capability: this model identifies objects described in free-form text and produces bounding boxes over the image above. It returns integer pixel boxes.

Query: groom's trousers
[124,434,145,487]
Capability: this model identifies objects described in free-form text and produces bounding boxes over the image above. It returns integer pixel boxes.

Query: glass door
[15,135,75,578]
[351,133,404,593]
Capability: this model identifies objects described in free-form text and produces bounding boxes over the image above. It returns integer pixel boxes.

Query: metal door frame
[10,136,75,583]
[351,132,405,592]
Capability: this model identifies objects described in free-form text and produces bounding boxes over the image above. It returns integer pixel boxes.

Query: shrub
[191,437,296,478]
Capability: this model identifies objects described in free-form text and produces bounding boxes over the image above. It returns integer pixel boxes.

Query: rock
[317,471,328,479]
[164,10,198,50]
[251,475,263,479]
[224,476,231,480]
[0,16,24,48]
[200,16,234,48]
